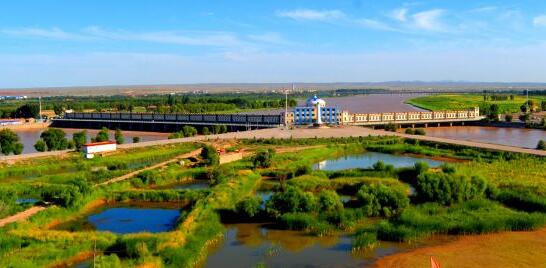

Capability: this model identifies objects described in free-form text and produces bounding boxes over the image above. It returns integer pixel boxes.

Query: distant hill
[2,81,546,97]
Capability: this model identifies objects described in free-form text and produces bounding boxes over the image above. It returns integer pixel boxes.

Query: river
[424,126,546,149]
[13,128,169,154]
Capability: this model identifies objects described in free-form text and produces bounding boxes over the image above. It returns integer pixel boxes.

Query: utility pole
[93,238,96,268]
[284,87,288,127]
[39,96,42,122]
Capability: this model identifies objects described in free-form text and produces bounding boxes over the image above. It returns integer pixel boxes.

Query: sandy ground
[373,228,546,268]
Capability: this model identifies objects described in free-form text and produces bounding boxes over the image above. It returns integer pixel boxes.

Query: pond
[314,152,444,171]
[204,223,446,268]
[57,203,183,234]
[171,180,210,190]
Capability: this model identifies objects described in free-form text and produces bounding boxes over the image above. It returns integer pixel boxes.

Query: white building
[82,141,117,159]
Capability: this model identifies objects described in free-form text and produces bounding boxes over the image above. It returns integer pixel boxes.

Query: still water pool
[57,204,182,234]
[314,152,444,171]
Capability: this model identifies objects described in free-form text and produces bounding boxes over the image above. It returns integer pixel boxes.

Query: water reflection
[314,152,444,171]
[425,126,546,149]
[57,203,183,234]
[205,223,433,268]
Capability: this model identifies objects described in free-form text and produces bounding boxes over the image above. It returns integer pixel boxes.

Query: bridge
[52,112,283,132]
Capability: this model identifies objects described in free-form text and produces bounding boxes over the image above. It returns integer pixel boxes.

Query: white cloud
[84,26,244,47]
[412,9,445,31]
[356,19,398,32]
[389,8,408,22]
[247,32,287,44]
[276,9,345,21]
[533,15,546,27]
[0,27,90,40]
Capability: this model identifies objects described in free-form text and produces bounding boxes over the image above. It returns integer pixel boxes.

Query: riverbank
[0,122,50,130]
[373,227,546,268]
[3,125,546,162]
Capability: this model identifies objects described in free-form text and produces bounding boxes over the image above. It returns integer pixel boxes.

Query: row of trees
[34,127,132,152]
[1,93,299,118]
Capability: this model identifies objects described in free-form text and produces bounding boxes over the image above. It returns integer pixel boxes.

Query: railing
[63,112,283,125]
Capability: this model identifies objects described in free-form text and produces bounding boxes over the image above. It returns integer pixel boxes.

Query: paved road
[2,126,545,162]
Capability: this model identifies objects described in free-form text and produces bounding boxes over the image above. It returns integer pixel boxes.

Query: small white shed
[82,141,117,159]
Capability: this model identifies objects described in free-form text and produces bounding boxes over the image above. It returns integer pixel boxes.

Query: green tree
[10,104,39,118]
[200,144,219,166]
[0,129,24,155]
[132,136,140,143]
[182,126,197,137]
[357,183,409,217]
[95,127,109,142]
[487,104,500,121]
[252,148,275,168]
[202,127,210,135]
[53,104,65,116]
[34,139,47,152]
[317,190,343,213]
[505,114,513,122]
[40,128,68,151]
[72,130,87,150]
[235,196,262,218]
[114,129,124,144]
[265,186,317,217]
[415,172,487,205]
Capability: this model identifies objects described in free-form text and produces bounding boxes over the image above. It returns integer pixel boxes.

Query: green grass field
[407,94,546,114]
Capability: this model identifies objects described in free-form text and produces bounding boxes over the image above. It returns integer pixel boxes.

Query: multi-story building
[285,95,481,126]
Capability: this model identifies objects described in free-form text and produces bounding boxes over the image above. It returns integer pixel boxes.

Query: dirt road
[94,148,203,187]
[0,206,46,227]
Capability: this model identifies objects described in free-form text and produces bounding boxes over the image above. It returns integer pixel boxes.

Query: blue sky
[1,0,546,88]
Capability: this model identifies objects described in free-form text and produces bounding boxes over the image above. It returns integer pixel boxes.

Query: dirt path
[94,148,203,187]
[0,206,46,227]
[373,228,546,268]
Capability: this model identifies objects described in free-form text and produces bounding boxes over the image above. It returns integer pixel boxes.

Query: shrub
[200,145,219,166]
[505,114,513,122]
[72,130,87,150]
[235,196,262,218]
[384,123,398,132]
[114,129,124,144]
[279,213,316,230]
[317,190,343,213]
[356,183,409,217]
[0,129,24,155]
[40,128,68,151]
[414,128,426,135]
[352,230,377,250]
[537,140,546,150]
[415,172,488,205]
[132,136,140,143]
[252,148,275,168]
[404,128,415,135]
[266,186,317,217]
[182,126,198,137]
[95,127,109,142]
[202,127,210,135]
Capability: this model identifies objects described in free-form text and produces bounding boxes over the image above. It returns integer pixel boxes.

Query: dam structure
[52,95,484,132]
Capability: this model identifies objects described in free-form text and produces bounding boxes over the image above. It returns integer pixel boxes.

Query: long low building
[285,96,482,126]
